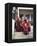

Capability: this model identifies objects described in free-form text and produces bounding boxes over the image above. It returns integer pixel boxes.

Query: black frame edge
[5,4,8,42]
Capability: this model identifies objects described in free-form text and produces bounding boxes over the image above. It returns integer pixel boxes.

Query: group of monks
[15,16,31,35]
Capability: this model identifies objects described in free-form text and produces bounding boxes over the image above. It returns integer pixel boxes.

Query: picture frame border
[5,3,36,43]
